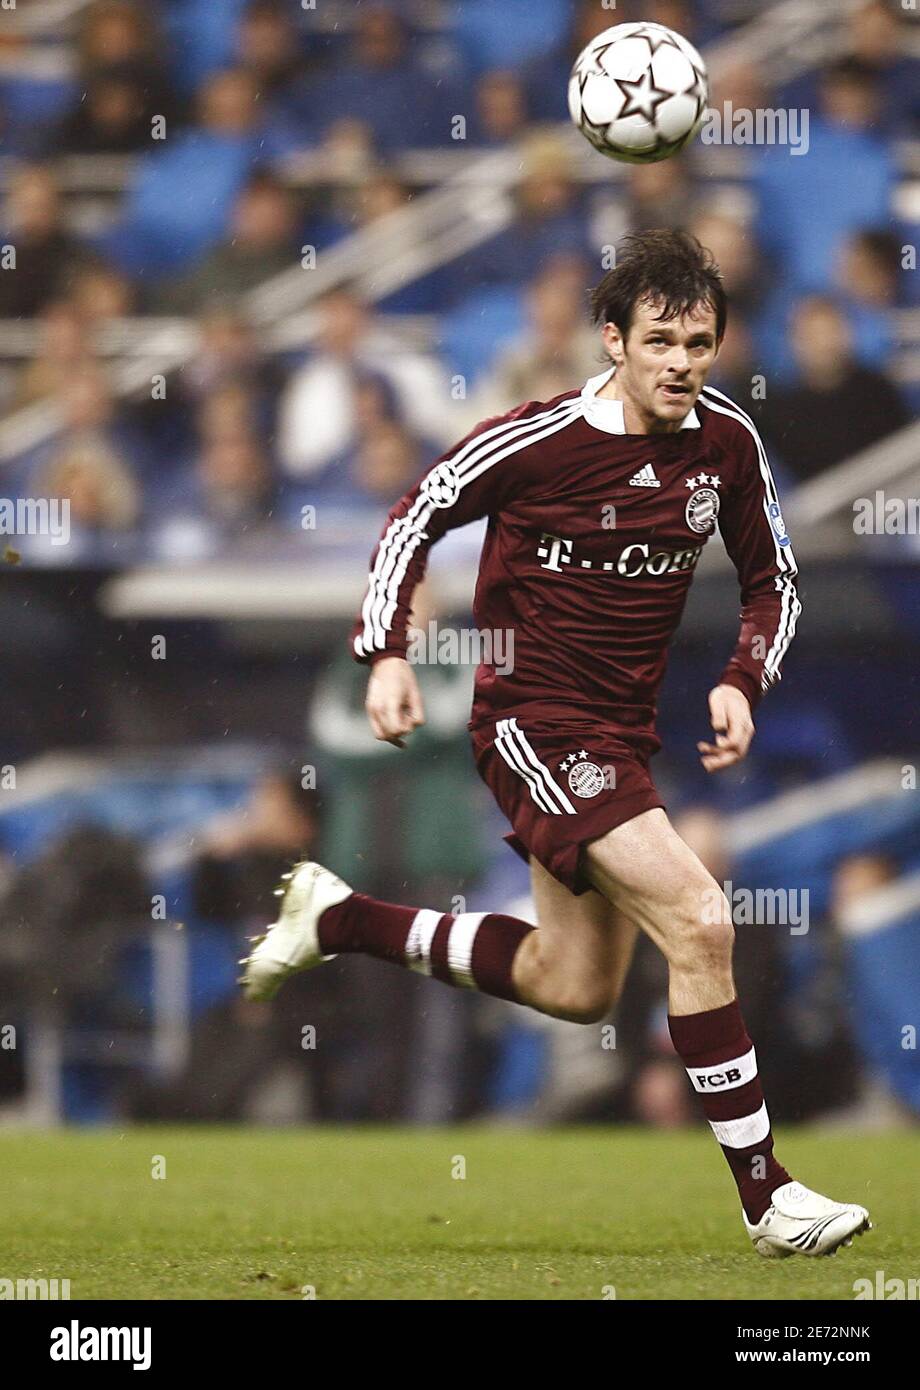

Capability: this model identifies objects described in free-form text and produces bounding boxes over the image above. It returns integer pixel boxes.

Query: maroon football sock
[318,892,533,1002]
[668,999,791,1224]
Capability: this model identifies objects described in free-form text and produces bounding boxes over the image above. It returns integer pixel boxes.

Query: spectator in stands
[330,168,409,243]
[69,265,136,327]
[178,309,281,419]
[469,70,530,146]
[151,434,276,561]
[52,62,157,155]
[297,372,437,515]
[466,254,598,423]
[156,170,300,313]
[277,286,452,478]
[78,0,167,74]
[8,301,90,413]
[236,0,315,109]
[127,311,277,477]
[690,211,766,322]
[21,365,146,500]
[756,296,910,481]
[628,158,701,236]
[68,0,181,139]
[33,440,141,562]
[232,0,329,156]
[198,66,261,140]
[847,0,920,135]
[838,228,903,311]
[317,118,378,183]
[460,131,593,293]
[151,382,277,560]
[834,228,902,369]
[198,379,258,445]
[302,4,445,152]
[0,165,94,318]
[348,421,430,507]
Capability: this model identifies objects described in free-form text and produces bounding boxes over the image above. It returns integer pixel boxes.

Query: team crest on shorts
[559,749,605,798]
[685,481,721,534]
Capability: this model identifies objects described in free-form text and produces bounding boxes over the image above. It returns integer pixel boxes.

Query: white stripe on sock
[404,908,442,974]
[708,1101,771,1149]
[446,912,485,989]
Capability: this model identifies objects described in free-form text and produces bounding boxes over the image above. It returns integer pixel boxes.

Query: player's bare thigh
[529,854,638,1003]
[583,807,729,959]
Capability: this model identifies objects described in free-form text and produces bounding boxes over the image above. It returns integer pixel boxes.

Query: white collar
[580,366,701,434]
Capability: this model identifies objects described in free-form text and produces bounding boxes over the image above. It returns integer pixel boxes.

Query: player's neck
[595,373,682,435]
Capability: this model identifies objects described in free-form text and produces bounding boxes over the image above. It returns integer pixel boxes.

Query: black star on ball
[581,110,613,150]
[615,67,671,122]
[684,62,709,107]
[588,41,617,72]
[630,24,685,58]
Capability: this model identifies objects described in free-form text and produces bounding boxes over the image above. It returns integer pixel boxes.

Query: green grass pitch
[1,1126,916,1300]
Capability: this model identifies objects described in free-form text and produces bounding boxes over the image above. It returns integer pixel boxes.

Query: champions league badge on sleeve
[768,500,791,546]
[421,460,462,509]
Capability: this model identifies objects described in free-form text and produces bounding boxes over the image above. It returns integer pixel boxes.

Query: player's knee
[549,979,613,1025]
[659,880,734,970]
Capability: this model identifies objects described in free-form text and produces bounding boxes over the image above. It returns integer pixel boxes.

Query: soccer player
[243,231,871,1257]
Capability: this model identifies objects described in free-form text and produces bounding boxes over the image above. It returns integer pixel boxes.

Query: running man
[242,231,870,1258]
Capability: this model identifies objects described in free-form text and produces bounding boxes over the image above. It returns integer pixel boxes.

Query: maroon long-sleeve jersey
[351,369,800,737]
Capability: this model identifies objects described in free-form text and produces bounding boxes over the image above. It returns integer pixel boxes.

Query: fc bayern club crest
[568,761,604,797]
[559,749,606,798]
[685,486,720,534]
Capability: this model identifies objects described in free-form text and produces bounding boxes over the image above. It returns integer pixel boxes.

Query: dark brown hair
[589,229,727,345]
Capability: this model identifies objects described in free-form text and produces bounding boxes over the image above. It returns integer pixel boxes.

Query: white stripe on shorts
[495,719,559,814]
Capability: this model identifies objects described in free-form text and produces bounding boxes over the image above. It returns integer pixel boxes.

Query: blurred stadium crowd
[0,0,918,1128]
[0,0,918,561]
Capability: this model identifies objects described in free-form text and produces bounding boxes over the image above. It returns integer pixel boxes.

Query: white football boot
[744,1180,872,1258]
[239,861,352,1002]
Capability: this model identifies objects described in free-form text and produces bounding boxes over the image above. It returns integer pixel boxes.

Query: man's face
[603,298,720,432]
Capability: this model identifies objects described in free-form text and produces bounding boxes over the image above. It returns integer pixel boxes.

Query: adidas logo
[628,463,660,488]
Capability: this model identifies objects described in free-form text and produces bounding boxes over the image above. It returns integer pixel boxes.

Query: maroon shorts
[470,714,665,896]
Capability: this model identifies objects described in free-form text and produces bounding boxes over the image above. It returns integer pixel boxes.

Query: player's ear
[601,320,624,365]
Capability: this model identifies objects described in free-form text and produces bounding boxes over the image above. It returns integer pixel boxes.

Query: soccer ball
[568,22,709,164]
